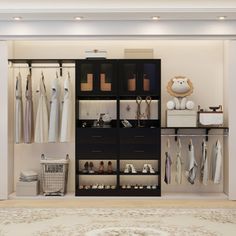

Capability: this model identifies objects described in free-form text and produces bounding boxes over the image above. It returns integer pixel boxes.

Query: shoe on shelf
[92,184,98,189]
[134,184,139,189]
[142,164,148,174]
[124,164,132,173]
[121,185,126,189]
[139,185,143,189]
[146,185,151,189]
[147,164,155,174]
[105,185,111,189]
[98,161,104,173]
[130,164,137,174]
[98,184,104,189]
[79,185,84,189]
[107,161,113,173]
[111,185,116,189]
[152,185,157,189]
[89,162,95,173]
[126,185,131,189]
[85,185,91,190]
[82,162,89,173]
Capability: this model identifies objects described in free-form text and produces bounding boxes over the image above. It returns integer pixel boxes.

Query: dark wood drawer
[76,144,117,159]
[77,128,117,144]
[120,144,159,159]
[120,128,160,144]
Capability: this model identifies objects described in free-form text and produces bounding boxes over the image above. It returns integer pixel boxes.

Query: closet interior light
[74,16,83,20]
[13,17,22,21]
[152,16,160,20]
[218,16,226,20]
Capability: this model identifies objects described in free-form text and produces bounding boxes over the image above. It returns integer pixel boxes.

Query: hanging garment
[24,74,33,143]
[48,77,60,142]
[34,73,49,143]
[15,73,23,143]
[60,75,72,142]
[186,140,198,185]
[164,151,172,184]
[175,138,183,184]
[212,140,222,184]
[200,140,208,185]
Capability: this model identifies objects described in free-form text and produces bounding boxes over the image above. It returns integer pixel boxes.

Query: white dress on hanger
[24,74,33,143]
[34,74,49,143]
[200,140,208,185]
[15,74,23,143]
[60,76,72,142]
[48,77,60,142]
[175,138,183,184]
[186,140,198,185]
[212,139,222,184]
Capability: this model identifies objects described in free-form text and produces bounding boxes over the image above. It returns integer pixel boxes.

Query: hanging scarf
[175,138,183,184]
[164,139,172,184]
[186,140,198,185]
[212,140,222,184]
[200,140,208,185]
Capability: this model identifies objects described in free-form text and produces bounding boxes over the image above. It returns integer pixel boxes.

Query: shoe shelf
[76,59,161,197]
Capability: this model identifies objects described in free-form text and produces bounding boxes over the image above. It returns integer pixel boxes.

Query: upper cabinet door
[76,60,117,96]
[119,60,161,96]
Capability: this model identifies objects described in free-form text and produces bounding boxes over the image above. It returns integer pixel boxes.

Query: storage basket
[40,154,69,196]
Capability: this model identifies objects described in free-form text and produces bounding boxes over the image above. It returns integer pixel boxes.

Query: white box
[198,112,223,126]
[16,181,39,196]
[167,110,197,127]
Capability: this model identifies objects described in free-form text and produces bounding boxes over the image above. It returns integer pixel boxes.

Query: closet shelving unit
[76,59,161,196]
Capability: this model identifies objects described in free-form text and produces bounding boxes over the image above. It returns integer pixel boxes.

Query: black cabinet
[76,59,161,196]
[119,59,161,96]
[76,59,117,96]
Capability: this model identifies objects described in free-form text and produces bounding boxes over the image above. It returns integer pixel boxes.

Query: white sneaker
[142,164,148,173]
[124,164,132,173]
[147,164,155,174]
[130,164,137,173]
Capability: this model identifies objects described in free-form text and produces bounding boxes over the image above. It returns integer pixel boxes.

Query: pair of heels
[142,164,155,174]
[124,164,137,174]
[82,162,95,173]
[98,161,113,174]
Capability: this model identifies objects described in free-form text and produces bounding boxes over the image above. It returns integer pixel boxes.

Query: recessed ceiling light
[218,16,226,20]
[13,16,22,21]
[152,16,160,20]
[74,16,83,20]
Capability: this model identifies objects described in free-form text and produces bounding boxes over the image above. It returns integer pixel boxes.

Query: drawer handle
[134,150,144,153]
[91,150,102,153]
[92,135,103,138]
[134,135,144,138]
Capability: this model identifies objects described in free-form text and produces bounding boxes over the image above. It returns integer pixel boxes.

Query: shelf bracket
[175,128,179,142]
[59,60,63,77]
[27,60,32,75]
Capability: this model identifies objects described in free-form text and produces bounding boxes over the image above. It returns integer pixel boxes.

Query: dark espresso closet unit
[76,59,161,196]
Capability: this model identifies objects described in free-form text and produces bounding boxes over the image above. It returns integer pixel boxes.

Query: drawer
[120,128,160,144]
[77,128,117,144]
[120,144,160,159]
[76,144,117,159]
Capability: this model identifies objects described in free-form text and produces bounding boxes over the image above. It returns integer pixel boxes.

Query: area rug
[0,208,236,236]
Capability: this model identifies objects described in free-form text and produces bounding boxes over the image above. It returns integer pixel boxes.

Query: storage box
[198,112,223,126]
[16,181,39,196]
[167,110,197,127]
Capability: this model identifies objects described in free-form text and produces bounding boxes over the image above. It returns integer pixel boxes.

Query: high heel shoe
[89,161,95,173]
[98,161,104,173]
[142,164,148,174]
[147,164,155,174]
[82,162,89,173]
[107,161,113,173]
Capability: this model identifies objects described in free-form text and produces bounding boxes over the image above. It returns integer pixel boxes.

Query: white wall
[0,42,12,199]
[8,40,226,195]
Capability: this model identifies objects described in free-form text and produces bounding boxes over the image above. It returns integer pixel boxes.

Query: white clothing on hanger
[15,74,23,144]
[212,140,222,184]
[186,140,198,185]
[60,76,72,142]
[200,140,208,185]
[34,74,49,143]
[175,138,183,184]
[48,77,60,142]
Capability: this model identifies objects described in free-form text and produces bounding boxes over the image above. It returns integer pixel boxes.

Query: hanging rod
[161,134,228,137]
[9,66,75,69]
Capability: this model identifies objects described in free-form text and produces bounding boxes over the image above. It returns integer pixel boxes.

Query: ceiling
[0,0,236,21]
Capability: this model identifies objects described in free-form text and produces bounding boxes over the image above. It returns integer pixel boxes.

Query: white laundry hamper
[40,154,69,196]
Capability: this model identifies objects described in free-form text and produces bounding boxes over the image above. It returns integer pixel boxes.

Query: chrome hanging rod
[161,134,228,137]
[9,66,75,69]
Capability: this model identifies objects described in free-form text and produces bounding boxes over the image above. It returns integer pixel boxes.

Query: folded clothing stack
[19,170,38,182]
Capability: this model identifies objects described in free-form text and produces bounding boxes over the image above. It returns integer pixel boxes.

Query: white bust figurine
[166,76,195,110]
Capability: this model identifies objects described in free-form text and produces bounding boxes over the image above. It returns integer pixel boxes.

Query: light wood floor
[0,199,236,208]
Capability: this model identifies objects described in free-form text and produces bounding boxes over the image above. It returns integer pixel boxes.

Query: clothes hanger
[145,96,152,119]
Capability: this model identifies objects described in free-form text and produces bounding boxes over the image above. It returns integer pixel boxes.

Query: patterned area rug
[0,208,236,236]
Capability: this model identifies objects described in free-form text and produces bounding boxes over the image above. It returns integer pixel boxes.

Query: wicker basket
[40,154,69,196]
